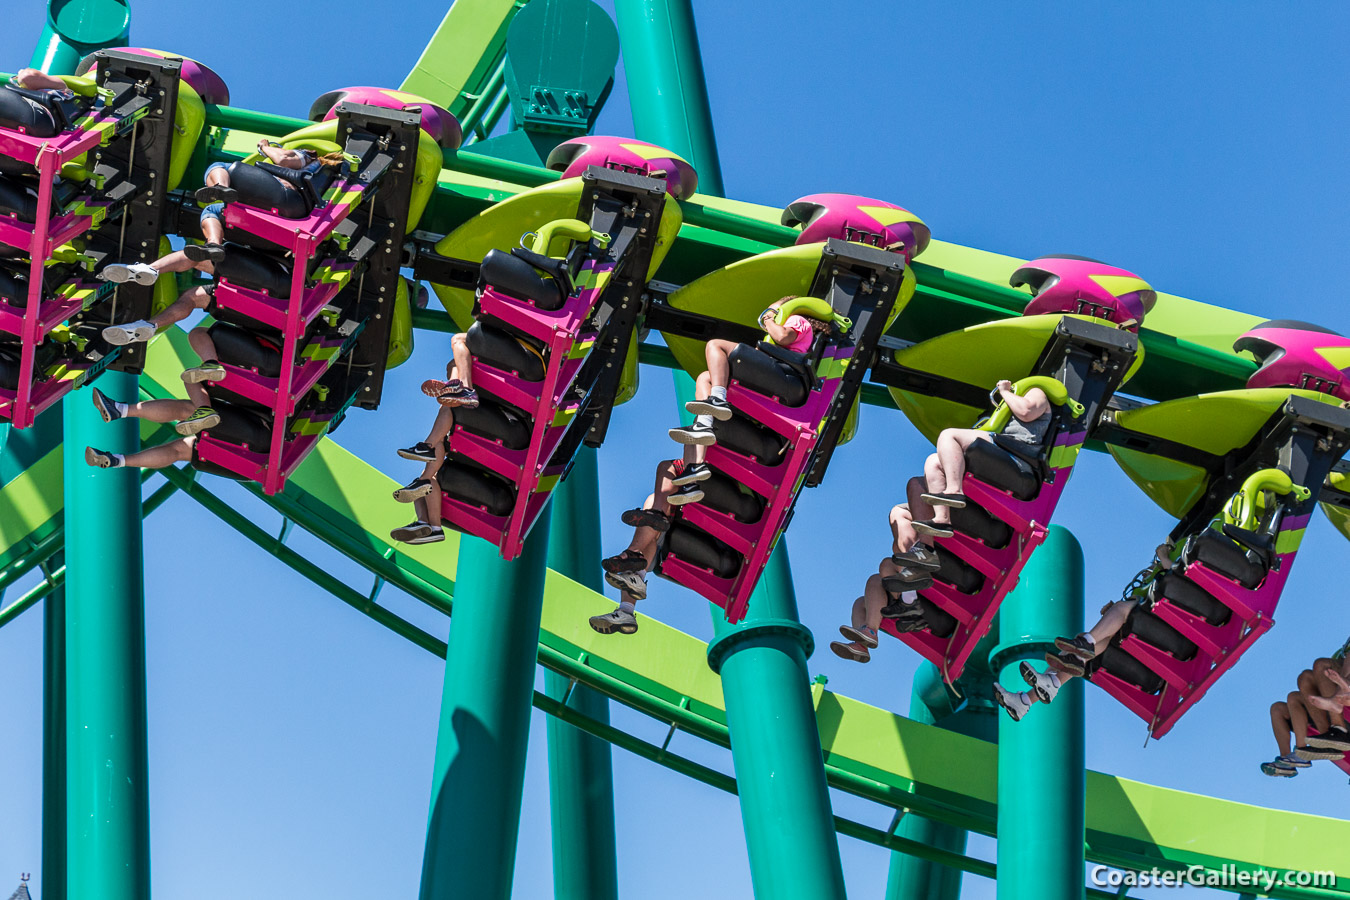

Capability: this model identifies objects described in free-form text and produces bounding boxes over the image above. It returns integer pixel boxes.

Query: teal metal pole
[42,558,66,900]
[989,526,1086,900]
[543,447,619,900]
[419,520,552,900]
[62,374,150,900]
[29,0,130,75]
[613,0,724,195]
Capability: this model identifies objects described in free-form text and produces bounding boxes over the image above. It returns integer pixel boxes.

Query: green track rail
[1,328,1345,899]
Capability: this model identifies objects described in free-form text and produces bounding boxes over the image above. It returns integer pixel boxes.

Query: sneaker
[880,596,924,621]
[102,320,157,345]
[883,570,934,591]
[194,184,238,205]
[994,684,1031,722]
[453,388,480,409]
[830,640,871,663]
[1054,633,1096,660]
[604,569,647,600]
[102,262,159,286]
[1280,753,1312,769]
[892,543,940,572]
[921,491,967,509]
[685,396,733,421]
[84,446,117,468]
[393,478,434,503]
[602,550,647,574]
[1045,651,1085,678]
[398,442,437,462]
[174,406,220,436]
[91,386,121,423]
[1020,660,1060,704]
[620,508,670,532]
[911,519,954,539]
[667,483,704,506]
[181,360,227,384]
[1261,758,1297,777]
[668,422,717,446]
[1295,743,1349,761]
[183,242,226,264]
[420,378,463,399]
[590,608,639,635]
[838,625,879,648]
[1305,726,1350,752]
[672,462,712,486]
[390,521,445,544]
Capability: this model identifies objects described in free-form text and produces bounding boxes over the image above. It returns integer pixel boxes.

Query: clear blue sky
[2,2,1350,898]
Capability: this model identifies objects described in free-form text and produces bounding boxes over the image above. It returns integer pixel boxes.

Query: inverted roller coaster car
[1088,321,1350,737]
[192,103,430,494]
[546,135,698,200]
[0,49,199,427]
[433,166,682,558]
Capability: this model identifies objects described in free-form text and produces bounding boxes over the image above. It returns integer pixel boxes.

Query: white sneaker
[993,684,1031,722]
[1020,660,1061,704]
[604,569,647,600]
[103,262,159,286]
[102,320,157,345]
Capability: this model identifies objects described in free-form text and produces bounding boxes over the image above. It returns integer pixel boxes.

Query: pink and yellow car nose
[781,193,930,262]
[308,86,462,148]
[545,136,699,200]
[1013,255,1155,329]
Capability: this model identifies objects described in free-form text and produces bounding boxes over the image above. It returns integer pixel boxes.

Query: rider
[668,296,833,446]
[914,378,1050,536]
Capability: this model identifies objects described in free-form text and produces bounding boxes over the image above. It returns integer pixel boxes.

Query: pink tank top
[777,314,815,353]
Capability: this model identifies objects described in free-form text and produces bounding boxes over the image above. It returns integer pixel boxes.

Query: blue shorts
[199,202,224,225]
[204,161,230,177]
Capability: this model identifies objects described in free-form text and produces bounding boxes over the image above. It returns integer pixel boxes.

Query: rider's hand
[996,379,1014,393]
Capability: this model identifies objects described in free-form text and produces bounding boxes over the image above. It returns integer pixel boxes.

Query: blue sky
[3,2,1350,898]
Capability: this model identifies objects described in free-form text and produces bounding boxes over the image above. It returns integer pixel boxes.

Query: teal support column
[63,373,150,900]
[989,526,1086,900]
[543,447,619,900]
[613,0,724,194]
[419,520,552,900]
[42,558,66,900]
[29,0,130,74]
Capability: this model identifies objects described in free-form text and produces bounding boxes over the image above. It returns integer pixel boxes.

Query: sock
[1019,691,1033,704]
[710,385,727,402]
[901,590,918,605]
[1048,672,1061,687]
[694,413,713,428]
[619,599,636,614]
[1080,633,1096,648]
[112,400,129,417]
[110,453,125,467]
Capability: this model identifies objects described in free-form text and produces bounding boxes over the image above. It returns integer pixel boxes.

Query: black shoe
[1054,633,1096,660]
[398,442,437,462]
[912,519,954,539]
[669,422,717,446]
[602,550,647,574]
[883,573,934,594]
[667,483,704,506]
[183,242,226,264]
[685,396,733,421]
[1306,726,1350,752]
[195,184,238,205]
[892,543,940,572]
[1045,651,1085,678]
[921,491,967,509]
[91,386,122,423]
[881,597,925,620]
[1295,744,1347,761]
[672,462,711,487]
[620,508,670,532]
[393,478,434,503]
[390,521,444,544]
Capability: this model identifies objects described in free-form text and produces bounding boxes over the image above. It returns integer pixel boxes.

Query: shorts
[199,201,224,225]
[204,161,230,177]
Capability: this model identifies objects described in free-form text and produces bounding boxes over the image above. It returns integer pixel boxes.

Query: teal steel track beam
[419,524,553,900]
[990,526,1087,900]
[42,554,66,900]
[29,0,129,76]
[543,447,619,900]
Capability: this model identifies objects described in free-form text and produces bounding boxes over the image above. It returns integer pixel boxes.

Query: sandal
[620,507,670,532]
[602,549,648,574]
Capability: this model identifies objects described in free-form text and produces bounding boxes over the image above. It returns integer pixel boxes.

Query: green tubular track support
[43,553,66,900]
[401,0,525,121]
[28,0,129,75]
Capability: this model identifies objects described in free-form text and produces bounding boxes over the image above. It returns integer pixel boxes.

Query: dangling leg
[85,436,194,470]
[103,285,213,346]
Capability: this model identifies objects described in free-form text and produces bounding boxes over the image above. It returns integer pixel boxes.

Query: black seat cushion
[729,342,812,407]
[666,521,742,579]
[208,403,273,452]
[225,160,311,219]
[0,346,18,390]
[917,595,957,638]
[1092,645,1164,695]
[453,399,532,451]
[0,84,61,138]
[1152,572,1230,627]
[437,456,517,517]
[698,469,765,524]
[0,263,25,307]
[210,322,283,378]
[1124,608,1197,661]
[711,413,788,466]
[948,499,1012,550]
[479,248,565,311]
[0,173,79,223]
[216,243,293,298]
[935,550,984,594]
[256,159,335,213]
[1184,529,1267,589]
[965,437,1039,501]
[466,320,546,382]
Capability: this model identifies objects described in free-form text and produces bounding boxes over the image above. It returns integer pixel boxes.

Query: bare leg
[125,397,198,423]
[1296,671,1333,734]
[934,427,995,495]
[1311,658,1347,729]
[892,476,936,553]
[860,573,888,632]
[621,492,664,565]
[703,338,738,391]
[417,406,455,481]
[1287,691,1319,747]
[414,482,443,527]
[1271,701,1293,757]
[200,215,224,247]
[120,437,194,470]
[148,286,213,331]
[450,333,474,391]
[205,165,231,188]
[1086,599,1139,650]
[923,453,951,525]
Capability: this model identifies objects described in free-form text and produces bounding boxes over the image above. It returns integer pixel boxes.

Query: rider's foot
[672,462,712,486]
[1045,651,1085,678]
[921,491,967,509]
[601,549,647,574]
[830,640,871,663]
[892,543,940,571]
[912,519,954,539]
[668,422,717,446]
[685,396,733,421]
[194,184,238,205]
[1020,660,1060,704]
[102,319,157,345]
[590,608,639,635]
[667,483,704,506]
[620,508,670,532]
[838,625,879,648]
[174,406,220,436]
[398,441,437,462]
[994,684,1031,722]
[393,478,434,502]
[183,242,227,264]
[604,569,647,600]
[102,262,159,286]
[390,521,445,544]
[181,360,227,384]
[91,386,124,423]
[1054,633,1096,660]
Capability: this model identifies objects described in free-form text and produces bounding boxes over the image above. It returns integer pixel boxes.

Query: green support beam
[543,447,619,900]
[419,523,553,900]
[401,0,525,121]
[990,526,1087,900]
[42,556,66,900]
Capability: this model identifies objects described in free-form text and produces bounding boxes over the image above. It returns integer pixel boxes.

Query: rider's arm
[997,381,1050,421]
[257,140,307,169]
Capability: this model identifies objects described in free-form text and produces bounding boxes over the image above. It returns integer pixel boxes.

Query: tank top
[1001,407,1051,445]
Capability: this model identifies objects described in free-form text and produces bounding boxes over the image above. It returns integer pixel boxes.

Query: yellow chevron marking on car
[1048,442,1082,470]
[299,341,342,363]
[1089,274,1152,298]
[1275,527,1306,555]
[550,406,578,427]
[619,142,691,164]
[289,416,331,437]
[1316,346,1350,371]
[858,205,926,228]
[815,356,849,379]
[567,338,595,359]
[535,473,561,493]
